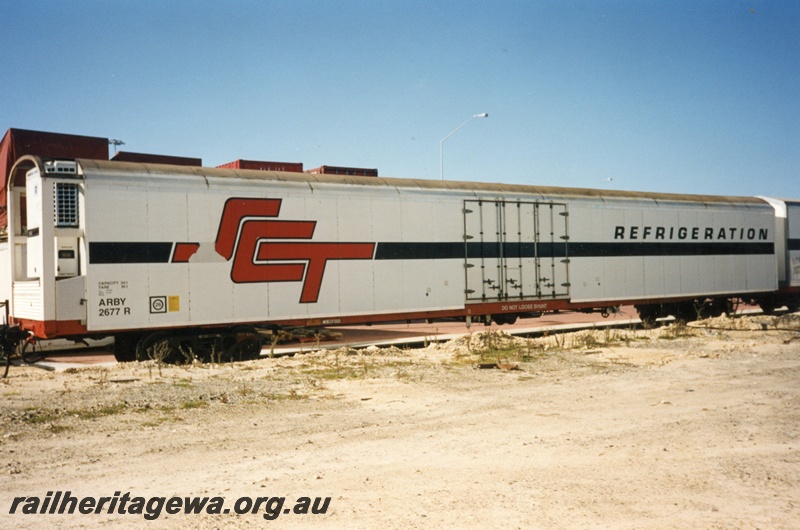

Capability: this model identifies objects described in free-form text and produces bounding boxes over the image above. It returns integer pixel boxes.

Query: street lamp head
[440,112,489,180]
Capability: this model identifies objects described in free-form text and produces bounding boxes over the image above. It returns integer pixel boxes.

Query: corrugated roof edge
[76,158,767,206]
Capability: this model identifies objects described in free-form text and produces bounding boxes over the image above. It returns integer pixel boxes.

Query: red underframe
[13,288,789,340]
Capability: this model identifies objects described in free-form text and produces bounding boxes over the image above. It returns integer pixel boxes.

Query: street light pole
[108,139,125,156]
[440,113,488,180]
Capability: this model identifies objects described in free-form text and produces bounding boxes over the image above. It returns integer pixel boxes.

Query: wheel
[223,326,263,361]
[136,332,190,364]
[726,299,735,316]
[635,305,658,328]
[758,299,778,316]
[695,299,727,320]
[672,302,697,323]
[113,333,141,362]
[493,314,518,326]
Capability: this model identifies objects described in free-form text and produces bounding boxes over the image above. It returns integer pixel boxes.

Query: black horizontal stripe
[569,242,774,257]
[374,242,569,259]
[375,241,774,260]
[89,242,173,264]
[88,240,776,265]
[374,243,465,260]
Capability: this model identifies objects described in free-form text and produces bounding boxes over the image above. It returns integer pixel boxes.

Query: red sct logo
[212,198,375,303]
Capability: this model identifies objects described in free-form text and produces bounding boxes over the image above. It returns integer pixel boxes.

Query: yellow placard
[168,296,180,312]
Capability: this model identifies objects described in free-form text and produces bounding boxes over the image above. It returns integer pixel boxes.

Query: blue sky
[2,0,798,197]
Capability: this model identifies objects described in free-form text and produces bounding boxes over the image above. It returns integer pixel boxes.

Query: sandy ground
[1,313,799,529]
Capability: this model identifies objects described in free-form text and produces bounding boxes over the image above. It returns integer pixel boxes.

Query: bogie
[113,327,264,364]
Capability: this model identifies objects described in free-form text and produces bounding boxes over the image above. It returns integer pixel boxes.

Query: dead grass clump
[659,320,696,340]
[774,313,800,331]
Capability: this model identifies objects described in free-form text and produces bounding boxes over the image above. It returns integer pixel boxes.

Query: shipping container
[112,151,202,167]
[306,165,378,177]
[216,159,303,172]
[0,129,108,231]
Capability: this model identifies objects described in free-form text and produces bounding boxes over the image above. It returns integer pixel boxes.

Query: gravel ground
[1,313,799,529]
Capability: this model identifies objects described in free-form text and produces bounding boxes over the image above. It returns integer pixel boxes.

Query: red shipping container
[217,159,303,172]
[112,151,202,166]
[0,128,109,230]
